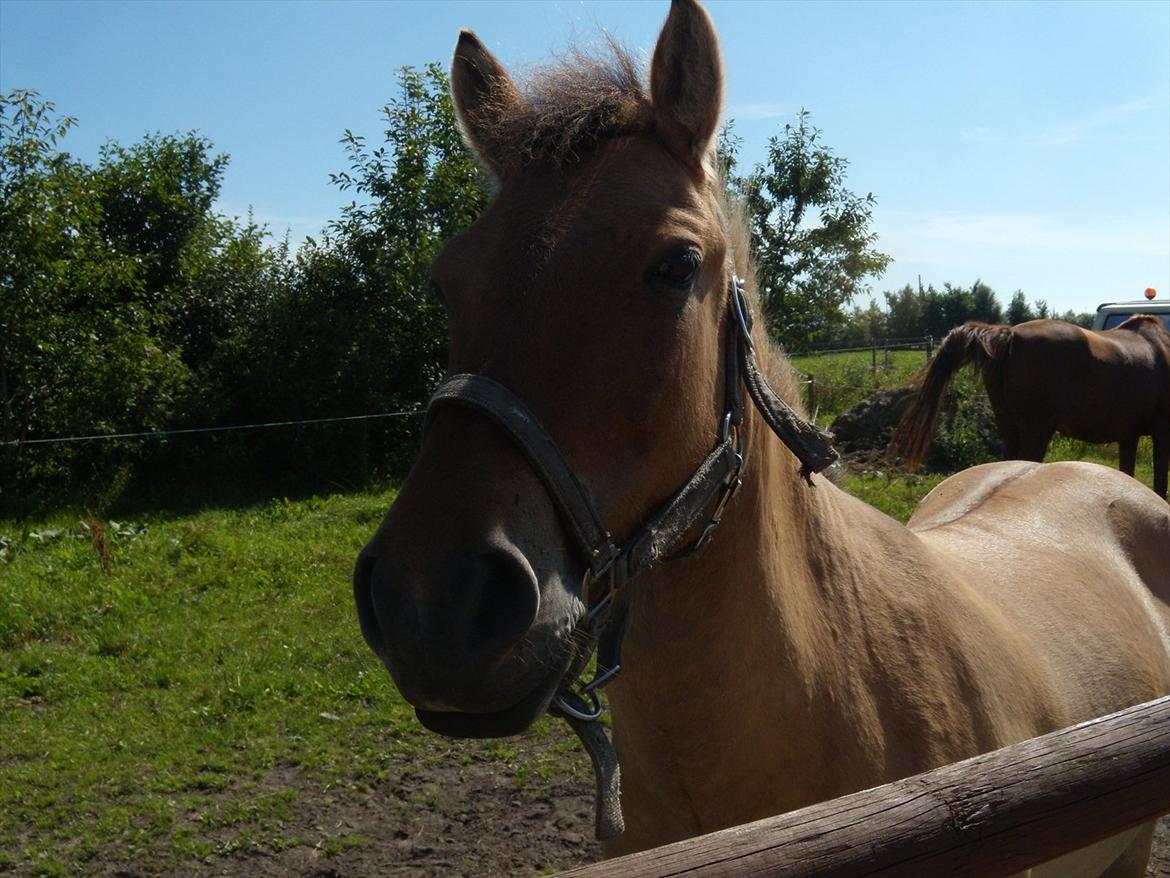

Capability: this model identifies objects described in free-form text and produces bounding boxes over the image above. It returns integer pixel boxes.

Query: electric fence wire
[1,409,425,448]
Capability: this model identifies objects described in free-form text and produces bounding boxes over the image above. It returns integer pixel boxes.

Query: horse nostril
[460,551,540,665]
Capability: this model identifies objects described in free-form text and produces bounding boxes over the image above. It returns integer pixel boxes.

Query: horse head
[354,0,739,738]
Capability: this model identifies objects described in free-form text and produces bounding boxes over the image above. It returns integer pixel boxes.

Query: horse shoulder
[811,484,1063,761]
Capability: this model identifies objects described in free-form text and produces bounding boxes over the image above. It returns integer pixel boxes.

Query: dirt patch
[1152,818,1170,877]
[103,737,600,878]
[99,731,1167,877]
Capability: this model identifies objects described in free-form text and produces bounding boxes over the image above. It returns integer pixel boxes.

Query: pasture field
[0,438,1162,876]
[0,493,590,876]
[790,347,928,424]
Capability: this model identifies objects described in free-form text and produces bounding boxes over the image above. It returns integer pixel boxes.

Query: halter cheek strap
[423,275,838,839]
[425,277,835,591]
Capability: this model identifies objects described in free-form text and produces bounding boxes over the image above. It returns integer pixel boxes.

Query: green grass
[0,491,573,875]
[842,470,949,523]
[791,348,928,426]
[844,436,1158,524]
[1,424,1160,873]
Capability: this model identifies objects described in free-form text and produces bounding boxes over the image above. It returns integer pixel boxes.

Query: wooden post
[556,695,1170,878]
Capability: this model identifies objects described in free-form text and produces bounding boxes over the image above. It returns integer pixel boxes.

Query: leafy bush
[927,371,1003,471]
[2,69,487,517]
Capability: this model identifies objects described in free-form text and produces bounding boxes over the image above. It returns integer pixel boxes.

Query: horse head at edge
[353,0,761,739]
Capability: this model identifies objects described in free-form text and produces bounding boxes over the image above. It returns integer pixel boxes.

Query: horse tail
[887,322,1012,469]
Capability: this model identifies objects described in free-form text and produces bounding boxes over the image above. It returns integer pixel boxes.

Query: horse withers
[889,316,1170,498]
[354,1,1170,873]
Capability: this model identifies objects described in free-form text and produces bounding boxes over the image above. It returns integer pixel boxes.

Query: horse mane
[719,192,807,415]
[473,39,652,170]
[1112,314,1167,334]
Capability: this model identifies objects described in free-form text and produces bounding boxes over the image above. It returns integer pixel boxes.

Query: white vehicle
[1092,299,1170,331]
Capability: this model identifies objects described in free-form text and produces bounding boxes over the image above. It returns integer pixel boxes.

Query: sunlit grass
[0,491,574,875]
[2,428,1159,873]
[791,348,927,426]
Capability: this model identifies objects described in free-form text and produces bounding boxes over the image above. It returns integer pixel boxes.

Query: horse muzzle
[353,523,581,737]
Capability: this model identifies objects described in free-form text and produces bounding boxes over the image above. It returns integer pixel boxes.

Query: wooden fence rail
[556,694,1170,877]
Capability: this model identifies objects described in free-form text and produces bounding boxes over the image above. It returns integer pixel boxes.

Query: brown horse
[889,317,1170,498]
[353,1,1170,873]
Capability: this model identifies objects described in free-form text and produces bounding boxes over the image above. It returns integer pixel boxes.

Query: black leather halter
[423,273,838,838]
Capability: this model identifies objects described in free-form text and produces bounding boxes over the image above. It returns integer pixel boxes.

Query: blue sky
[2,0,1168,315]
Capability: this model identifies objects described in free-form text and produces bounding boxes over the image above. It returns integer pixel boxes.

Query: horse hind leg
[1118,435,1138,477]
[1153,431,1168,499]
[1015,425,1056,462]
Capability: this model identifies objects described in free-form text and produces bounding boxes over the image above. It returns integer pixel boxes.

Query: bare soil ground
[102,734,1167,877]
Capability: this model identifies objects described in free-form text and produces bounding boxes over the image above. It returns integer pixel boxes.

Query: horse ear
[451,30,524,177]
[650,0,724,174]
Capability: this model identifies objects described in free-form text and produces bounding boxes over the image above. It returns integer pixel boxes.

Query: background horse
[889,316,1170,498]
[353,1,1170,873]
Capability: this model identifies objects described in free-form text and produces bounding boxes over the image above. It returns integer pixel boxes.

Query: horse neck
[606,381,881,835]
[613,366,851,720]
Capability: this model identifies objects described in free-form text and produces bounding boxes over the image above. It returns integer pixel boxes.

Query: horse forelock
[470,39,653,175]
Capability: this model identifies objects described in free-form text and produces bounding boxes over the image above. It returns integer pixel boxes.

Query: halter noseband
[423,273,838,838]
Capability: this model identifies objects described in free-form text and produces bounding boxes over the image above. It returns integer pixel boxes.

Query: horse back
[908,460,1170,723]
[1001,321,1166,436]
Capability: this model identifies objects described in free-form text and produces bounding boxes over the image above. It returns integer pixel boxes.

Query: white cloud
[962,97,1160,147]
[879,209,1169,260]
[726,101,792,122]
[872,209,1170,313]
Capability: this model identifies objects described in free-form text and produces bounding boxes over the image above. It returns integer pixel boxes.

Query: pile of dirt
[828,386,913,457]
[111,736,600,878]
[138,732,1168,877]
[828,384,1003,471]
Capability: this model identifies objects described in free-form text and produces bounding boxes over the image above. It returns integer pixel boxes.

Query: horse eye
[651,247,702,290]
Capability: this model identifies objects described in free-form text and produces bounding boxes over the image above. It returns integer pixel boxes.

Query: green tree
[2,93,188,508]
[202,64,490,484]
[1056,309,1092,328]
[730,111,891,350]
[883,284,925,338]
[96,133,228,305]
[969,280,1003,324]
[0,91,250,512]
[1,89,80,470]
[172,213,290,372]
[1007,290,1035,324]
[938,283,975,331]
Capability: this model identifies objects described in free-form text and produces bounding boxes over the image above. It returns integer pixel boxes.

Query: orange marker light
[1145,287,1157,300]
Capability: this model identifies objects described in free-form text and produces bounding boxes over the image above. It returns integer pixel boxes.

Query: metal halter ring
[731,275,754,351]
[554,687,603,722]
